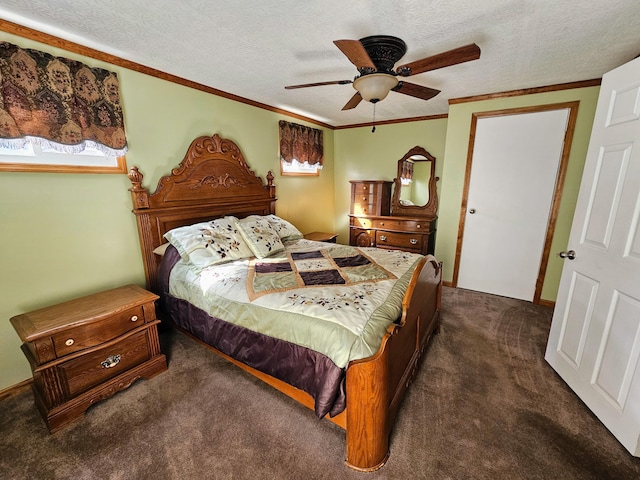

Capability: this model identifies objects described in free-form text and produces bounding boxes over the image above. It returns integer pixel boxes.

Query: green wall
[0,32,335,391]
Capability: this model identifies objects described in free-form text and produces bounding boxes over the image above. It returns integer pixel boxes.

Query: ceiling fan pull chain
[372,103,376,133]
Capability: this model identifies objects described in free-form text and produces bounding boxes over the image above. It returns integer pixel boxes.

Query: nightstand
[10,284,167,432]
[304,231,338,243]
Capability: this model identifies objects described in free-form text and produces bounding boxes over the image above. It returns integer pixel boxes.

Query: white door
[545,56,640,456]
[457,108,570,301]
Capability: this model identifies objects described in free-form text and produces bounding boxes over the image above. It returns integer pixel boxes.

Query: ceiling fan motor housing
[359,35,407,74]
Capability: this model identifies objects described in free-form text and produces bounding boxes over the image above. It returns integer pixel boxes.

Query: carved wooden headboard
[128,134,276,293]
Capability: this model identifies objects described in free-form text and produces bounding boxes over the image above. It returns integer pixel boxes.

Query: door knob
[469,208,476,214]
[559,250,576,260]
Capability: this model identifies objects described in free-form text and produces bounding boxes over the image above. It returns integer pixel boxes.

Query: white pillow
[153,242,170,256]
[236,216,285,259]
[264,214,303,241]
[164,216,253,269]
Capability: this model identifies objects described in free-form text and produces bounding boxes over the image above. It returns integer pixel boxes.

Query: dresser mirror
[391,146,438,217]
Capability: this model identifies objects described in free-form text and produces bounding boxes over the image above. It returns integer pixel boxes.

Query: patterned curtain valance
[279,120,323,166]
[0,41,127,156]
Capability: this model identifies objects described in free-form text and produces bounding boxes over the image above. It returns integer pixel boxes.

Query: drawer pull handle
[380,235,387,241]
[410,239,418,245]
[417,224,421,228]
[100,354,121,369]
[65,338,74,346]
[130,315,139,322]
[380,222,384,226]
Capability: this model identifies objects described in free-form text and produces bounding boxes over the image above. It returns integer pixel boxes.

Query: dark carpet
[1,287,639,479]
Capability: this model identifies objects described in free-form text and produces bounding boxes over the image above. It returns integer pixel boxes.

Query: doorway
[453,103,579,302]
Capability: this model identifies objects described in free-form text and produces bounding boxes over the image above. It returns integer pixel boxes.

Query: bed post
[128,166,150,209]
[128,167,158,291]
[344,257,441,471]
[344,347,392,471]
[266,170,276,214]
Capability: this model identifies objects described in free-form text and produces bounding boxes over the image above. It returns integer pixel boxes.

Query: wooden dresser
[349,214,437,255]
[349,180,392,216]
[10,284,167,432]
[348,147,439,256]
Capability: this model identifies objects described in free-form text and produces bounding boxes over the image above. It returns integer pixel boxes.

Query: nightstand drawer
[376,231,424,251]
[52,305,145,358]
[60,330,151,397]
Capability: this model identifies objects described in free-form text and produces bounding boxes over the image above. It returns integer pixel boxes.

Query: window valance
[0,41,127,156]
[279,120,323,166]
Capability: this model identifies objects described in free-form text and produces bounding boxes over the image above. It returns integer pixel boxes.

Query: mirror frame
[391,146,439,217]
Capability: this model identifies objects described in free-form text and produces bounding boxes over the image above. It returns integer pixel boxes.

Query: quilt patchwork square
[252,271,298,292]
[333,254,371,268]
[341,264,392,283]
[299,269,346,286]
[291,251,323,260]
[294,258,334,272]
[255,261,293,273]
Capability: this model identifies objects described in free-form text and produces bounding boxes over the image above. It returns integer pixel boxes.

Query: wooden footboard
[344,256,442,471]
[162,255,442,472]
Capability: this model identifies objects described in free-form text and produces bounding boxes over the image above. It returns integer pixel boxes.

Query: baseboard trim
[0,378,32,402]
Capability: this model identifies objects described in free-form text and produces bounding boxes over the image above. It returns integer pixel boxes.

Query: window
[278,120,323,176]
[0,141,125,173]
[280,157,322,175]
[0,41,128,173]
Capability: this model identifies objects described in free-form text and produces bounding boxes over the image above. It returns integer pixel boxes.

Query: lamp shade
[353,73,399,102]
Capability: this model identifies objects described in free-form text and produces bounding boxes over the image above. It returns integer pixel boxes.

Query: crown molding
[449,79,601,105]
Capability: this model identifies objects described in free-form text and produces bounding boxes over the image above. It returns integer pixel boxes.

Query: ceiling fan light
[353,73,399,102]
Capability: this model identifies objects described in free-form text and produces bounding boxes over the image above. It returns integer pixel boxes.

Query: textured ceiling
[0,0,639,127]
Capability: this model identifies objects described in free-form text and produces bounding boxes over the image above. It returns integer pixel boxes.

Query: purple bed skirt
[158,246,346,418]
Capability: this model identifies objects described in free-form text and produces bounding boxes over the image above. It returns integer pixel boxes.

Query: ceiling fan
[285,35,481,111]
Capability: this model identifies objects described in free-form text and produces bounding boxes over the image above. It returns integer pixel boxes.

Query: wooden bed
[127,133,442,471]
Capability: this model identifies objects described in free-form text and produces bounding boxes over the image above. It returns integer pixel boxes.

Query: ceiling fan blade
[396,43,481,76]
[334,39,377,70]
[341,92,363,110]
[285,80,352,89]
[393,82,441,101]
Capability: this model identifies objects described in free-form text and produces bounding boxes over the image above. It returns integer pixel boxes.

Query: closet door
[456,107,570,301]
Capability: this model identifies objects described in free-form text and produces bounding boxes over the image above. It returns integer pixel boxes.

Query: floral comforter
[168,239,424,369]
